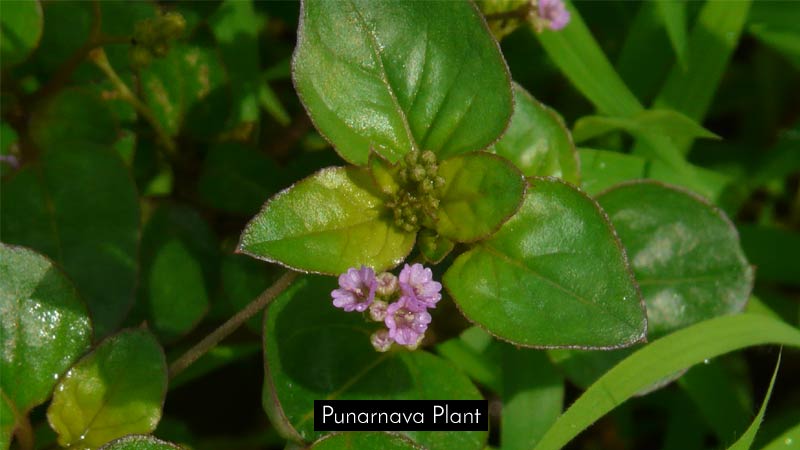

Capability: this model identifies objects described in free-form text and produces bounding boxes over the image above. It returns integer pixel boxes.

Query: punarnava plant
[4,0,793,449]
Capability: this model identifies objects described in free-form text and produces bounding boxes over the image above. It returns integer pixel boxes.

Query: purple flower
[385,296,432,347]
[538,0,570,30]
[331,265,377,312]
[371,329,393,352]
[398,263,442,309]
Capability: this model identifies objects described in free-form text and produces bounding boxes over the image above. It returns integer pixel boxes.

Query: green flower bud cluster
[129,12,186,68]
[387,150,446,233]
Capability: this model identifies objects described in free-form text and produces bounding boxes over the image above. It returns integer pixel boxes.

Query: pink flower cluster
[331,263,442,351]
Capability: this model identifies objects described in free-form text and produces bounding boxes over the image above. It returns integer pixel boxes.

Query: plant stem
[168,270,298,379]
[14,413,34,450]
[484,3,533,22]
[88,47,177,153]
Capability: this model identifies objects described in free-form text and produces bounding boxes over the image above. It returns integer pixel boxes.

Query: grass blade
[536,1,643,116]
[727,351,781,450]
[534,314,800,450]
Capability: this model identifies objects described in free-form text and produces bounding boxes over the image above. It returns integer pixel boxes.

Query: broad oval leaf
[0,0,43,68]
[435,152,525,242]
[549,182,754,390]
[47,329,167,449]
[598,181,753,338]
[262,276,487,450]
[444,177,647,348]
[490,83,580,184]
[293,0,512,164]
[1,146,140,337]
[238,166,415,274]
[29,88,120,153]
[310,432,423,450]
[0,244,92,419]
[99,435,183,450]
[137,205,218,341]
[141,43,228,139]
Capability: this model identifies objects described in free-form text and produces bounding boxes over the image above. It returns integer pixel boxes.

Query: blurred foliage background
[1,0,798,449]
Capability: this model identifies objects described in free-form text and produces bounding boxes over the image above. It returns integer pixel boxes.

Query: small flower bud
[161,11,186,39]
[371,329,393,352]
[369,300,389,321]
[426,165,438,177]
[375,272,399,298]
[410,166,426,182]
[421,150,437,165]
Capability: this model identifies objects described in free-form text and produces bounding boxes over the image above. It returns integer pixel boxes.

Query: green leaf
[748,1,800,69]
[577,147,731,202]
[435,152,525,242]
[727,353,781,450]
[435,327,502,393]
[368,152,402,196]
[309,432,423,450]
[99,435,183,450]
[29,87,120,153]
[418,230,455,265]
[578,148,647,196]
[47,329,168,450]
[490,83,579,184]
[551,181,754,388]
[258,79,291,126]
[535,1,643,117]
[616,2,675,103]
[597,181,753,338]
[137,205,218,340]
[574,110,718,182]
[533,314,800,450]
[0,0,43,68]
[1,146,139,336]
[573,110,719,145]
[444,177,646,348]
[32,1,92,74]
[141,42,228,139]
[239,166,415,274]
[654,0,688,69]
[0,244,92,422]
[293,0,512,164]
[210,0,262,125]
[262,275,487,450]
[501,348,563,450]
[198,142,284,216]
[146,241,209,341]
